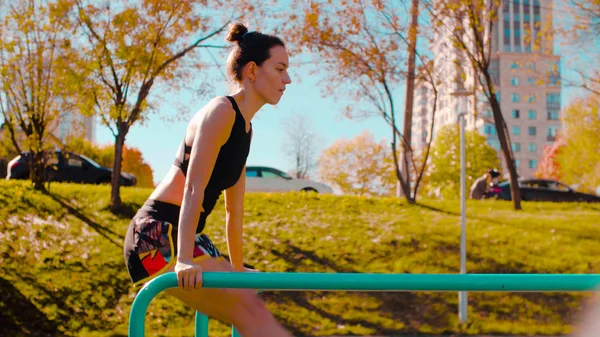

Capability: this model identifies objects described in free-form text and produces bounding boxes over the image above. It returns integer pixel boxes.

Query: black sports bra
[173,96,252,178]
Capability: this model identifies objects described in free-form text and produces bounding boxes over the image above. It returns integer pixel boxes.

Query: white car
[245,166,333,193]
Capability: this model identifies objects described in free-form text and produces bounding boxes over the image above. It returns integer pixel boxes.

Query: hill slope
[1,180,599,336]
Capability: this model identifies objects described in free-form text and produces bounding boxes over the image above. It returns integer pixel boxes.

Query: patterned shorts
[124,201,223,287]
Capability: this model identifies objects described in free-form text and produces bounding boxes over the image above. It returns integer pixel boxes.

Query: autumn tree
[318,131,396,196]
[284,0,438,203]
[0,0,73,189]
[535,136,566,181]
[429,0,522,210]
[556,97,600,193]
[561,1,600,97]
[281,112,319,179]
[425,124,501,200]
[60,0,256,211]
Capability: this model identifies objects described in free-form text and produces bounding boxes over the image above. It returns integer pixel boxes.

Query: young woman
[123,23,293,336]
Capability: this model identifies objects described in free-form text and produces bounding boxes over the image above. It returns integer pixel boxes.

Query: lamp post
[451,87,473,325]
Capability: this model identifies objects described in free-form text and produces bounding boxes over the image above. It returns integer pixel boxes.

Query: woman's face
[252,45,292,105]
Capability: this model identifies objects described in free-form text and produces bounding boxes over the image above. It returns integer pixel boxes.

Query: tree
[429,0,523,210]
[317,131,396,196]
[425,124,501,200]
[284,0,437,203]
[562,1,600,97]
[556,97,600,193]
[61,0,255,212]
[535,136,566,181]
[280,112,319,179]
[398,0,420,198]
[0,0,73,190]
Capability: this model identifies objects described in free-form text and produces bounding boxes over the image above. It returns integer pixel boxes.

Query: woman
[123,22,293,336]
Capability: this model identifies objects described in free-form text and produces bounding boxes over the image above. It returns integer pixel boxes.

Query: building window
[512,109,520,118]
[528,110,536,119]
[529,159,537,169]
[528,95,536,103]
[528,126,537,136]
[511,77,520,86]
[515,159,521,168]
[511,62,519,69]
[484,124,497,135]
[488,139,501,152]
[546,126,560,141]
[528,142,537,152]
[527,77,535,85]
[513,0,521,52]
[512,93,520,102]
[548,110,560,120]
[527,62,535,70]
[547,93,561,120]
[512,126,521,135]
[512,142,521,152]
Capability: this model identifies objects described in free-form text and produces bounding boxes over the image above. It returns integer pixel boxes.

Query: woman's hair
[225,23,285,82]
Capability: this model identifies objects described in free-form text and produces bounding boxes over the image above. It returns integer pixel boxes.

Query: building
[56,112,96,144]
[413,0,562,179]
[0,111,96,149]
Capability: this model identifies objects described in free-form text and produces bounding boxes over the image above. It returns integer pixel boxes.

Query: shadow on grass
[262,242,457,335]
[261,240,583,335]
[15,263,131,334]
[0,276,61,337]
[43,190,123,248]
[106,201,143,220]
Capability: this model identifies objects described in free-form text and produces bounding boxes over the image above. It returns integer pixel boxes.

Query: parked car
[496,178,600,202]
[245,166,333,193]
[6,150,137,186]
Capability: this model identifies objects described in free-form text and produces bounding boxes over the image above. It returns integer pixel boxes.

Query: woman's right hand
[174,259,203,290]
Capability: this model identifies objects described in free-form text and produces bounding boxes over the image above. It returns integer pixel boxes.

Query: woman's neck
[231,90,265,123]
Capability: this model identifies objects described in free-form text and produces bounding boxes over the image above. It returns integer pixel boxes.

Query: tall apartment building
[413,0,562,179]
[56,112,96,144]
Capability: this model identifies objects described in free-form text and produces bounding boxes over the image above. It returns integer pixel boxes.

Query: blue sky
[92,5,590,187]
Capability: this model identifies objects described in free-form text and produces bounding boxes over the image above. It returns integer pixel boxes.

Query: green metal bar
[129,272,600,336]
[194,311,208,337]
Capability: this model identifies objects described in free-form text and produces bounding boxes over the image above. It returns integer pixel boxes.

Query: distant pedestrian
[469,168,500,200]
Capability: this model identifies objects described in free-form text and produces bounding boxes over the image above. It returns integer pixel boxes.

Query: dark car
[6,150,136,186]
[497,178,600,202]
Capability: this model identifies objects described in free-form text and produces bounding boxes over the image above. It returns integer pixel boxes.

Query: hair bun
[226,23,249,43]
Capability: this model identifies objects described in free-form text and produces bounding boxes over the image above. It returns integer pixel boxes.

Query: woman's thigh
[164,257,266,327]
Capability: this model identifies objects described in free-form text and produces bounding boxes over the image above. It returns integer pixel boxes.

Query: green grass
[1,180,599,336]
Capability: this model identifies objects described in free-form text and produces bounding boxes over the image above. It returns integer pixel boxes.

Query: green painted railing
[129,272,600,337]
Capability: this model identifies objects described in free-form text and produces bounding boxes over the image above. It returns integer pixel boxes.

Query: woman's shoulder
[192,96,236,128]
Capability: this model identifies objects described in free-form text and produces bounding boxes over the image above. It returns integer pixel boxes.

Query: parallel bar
[194,311,208,337]
[129,272,600,337]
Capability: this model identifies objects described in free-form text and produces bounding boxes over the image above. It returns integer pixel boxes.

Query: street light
[450,87,474,325]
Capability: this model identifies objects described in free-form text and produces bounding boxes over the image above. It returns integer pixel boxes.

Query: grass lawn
[1,180,599,336]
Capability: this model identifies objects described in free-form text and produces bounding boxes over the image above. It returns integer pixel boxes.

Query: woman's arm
[176,98,235,289]
[224,165,246,271]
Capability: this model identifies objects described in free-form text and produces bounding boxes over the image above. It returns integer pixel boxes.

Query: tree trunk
[398,0,419,200]
[110,123,128,212]
[30,149,46,191]
[485,82,522,210]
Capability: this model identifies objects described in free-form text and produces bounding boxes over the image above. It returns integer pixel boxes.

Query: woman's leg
[164,257,292,337]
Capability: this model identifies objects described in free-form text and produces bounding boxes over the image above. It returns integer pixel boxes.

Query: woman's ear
[245,61,257,82]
